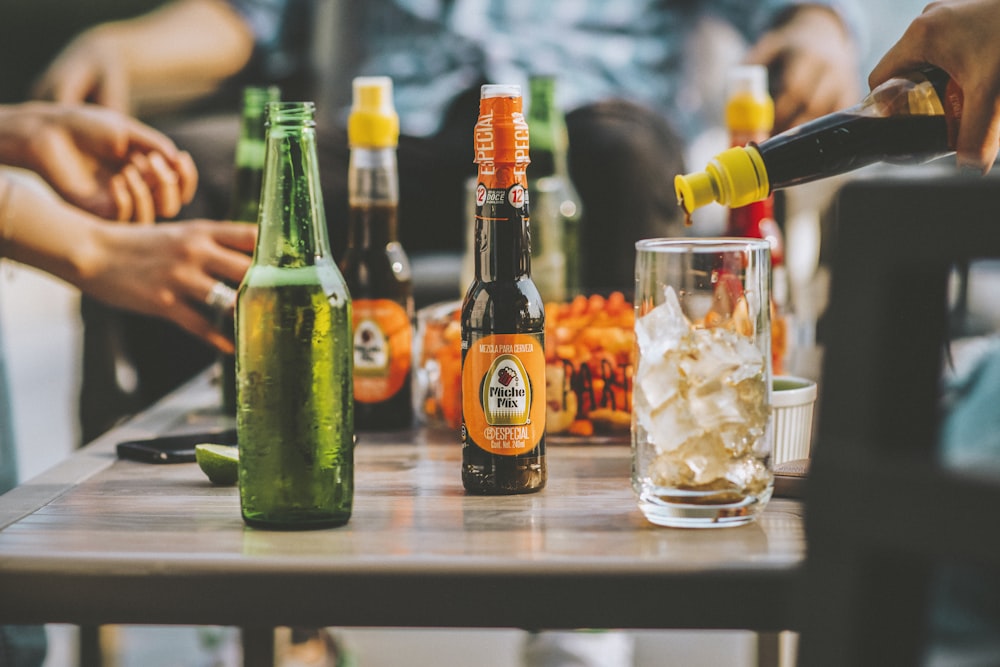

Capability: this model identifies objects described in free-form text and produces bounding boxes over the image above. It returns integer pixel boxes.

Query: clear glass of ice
[632,238,773,528]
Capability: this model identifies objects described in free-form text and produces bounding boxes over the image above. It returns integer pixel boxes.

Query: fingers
[109,174,133,222]
[167,299,235,354]
[869,26,932,91]
[160,220,255,288]
[205,230,257,285]
[173,151,199,204]
[116,149,197,222]
[117,114,182,161]
[130,151,182,219]
[121,161,155,223]
[954,88,1000,173]
[209,221,260,254]
[143,152,181,217]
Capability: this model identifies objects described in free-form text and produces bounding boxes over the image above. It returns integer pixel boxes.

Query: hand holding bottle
[869,0,1000,173]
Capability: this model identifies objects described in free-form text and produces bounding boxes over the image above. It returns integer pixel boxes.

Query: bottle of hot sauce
[339,76,414,430]
[724,66,788,374]
[461,84,546,495]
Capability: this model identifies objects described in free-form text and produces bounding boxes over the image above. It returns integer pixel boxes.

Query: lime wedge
[195,443,239,486]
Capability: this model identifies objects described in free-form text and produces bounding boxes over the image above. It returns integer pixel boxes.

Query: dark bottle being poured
[675,67,961,214]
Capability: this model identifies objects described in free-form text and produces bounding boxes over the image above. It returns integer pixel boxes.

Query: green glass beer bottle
[527,74,581,299]
[339,76,414,430]
[461,84,547,495]
[237,101,354,529]
[221,85,280,414]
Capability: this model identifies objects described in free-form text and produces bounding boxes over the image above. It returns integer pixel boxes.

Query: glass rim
[481,83,521,98]
[635,237,770,253]
[265,101,317,128]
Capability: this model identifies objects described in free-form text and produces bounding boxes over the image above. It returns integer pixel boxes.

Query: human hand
[32,25,131,113]
[746,6,861,133]
[32,0,255,118]
[0,102,197,222]
[869,0,1000,173]
[79,220,256,353]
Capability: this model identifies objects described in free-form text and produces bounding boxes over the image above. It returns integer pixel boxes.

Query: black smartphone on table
[116,429,238,464]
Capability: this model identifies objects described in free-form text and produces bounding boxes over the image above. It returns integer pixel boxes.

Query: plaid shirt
[356,0,865,137]
[233,0,865,138]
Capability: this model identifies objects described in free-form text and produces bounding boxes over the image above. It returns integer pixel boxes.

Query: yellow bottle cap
[725,65,774,134]
[348,76,400,148]
[674,171,717,214]
[674,146,770,213]
[713,146,769,207]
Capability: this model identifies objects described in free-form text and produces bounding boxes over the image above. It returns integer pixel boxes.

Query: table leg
[756,631,780,667]
[241,627,275,667]
[78,625,102,667]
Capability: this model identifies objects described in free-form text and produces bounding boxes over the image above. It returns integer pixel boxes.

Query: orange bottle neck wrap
[474,95,531,170]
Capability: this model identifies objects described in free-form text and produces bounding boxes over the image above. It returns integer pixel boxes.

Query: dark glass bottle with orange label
[461,84,546,495]
[339,76,414,430]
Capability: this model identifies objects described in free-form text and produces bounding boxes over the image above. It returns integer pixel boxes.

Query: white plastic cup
[772,376,818,465]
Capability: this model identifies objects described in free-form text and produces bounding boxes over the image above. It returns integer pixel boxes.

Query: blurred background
[0,0,933,665]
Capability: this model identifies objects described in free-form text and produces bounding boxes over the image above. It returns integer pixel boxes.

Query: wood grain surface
[0,372,804,632]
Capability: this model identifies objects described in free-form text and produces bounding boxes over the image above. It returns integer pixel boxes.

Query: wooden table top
[0,373,804,631]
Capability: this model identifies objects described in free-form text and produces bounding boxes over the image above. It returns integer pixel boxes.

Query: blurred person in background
[7,2,865,665]
[26,0,866,447]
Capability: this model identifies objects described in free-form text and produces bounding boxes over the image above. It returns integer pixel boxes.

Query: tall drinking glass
[632,238,773,528]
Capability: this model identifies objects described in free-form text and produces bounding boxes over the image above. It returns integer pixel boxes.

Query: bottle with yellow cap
[676,67,962,214]
[339,76,414,430]
[724,65,789,375]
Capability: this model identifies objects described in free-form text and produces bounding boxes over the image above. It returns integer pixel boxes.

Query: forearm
[0,170,105,288]
[0,103,49,172]
[91,0,255,108]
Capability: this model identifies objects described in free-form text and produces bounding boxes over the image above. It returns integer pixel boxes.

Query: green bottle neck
[254,102,334,268]
[527,78,568,180]
[235,86,280,169]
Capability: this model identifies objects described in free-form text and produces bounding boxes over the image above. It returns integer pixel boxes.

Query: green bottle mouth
[267,101,317,128]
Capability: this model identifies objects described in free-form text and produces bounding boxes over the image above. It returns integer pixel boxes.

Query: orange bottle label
[474,93,530,177]
[352,299,412,404]
[462,333,545,456]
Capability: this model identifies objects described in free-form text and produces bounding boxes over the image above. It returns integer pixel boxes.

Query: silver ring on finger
[204,281,237,312]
